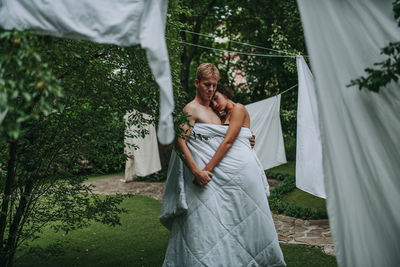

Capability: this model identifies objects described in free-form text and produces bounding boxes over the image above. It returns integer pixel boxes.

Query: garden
[0,1,333,265]
[13,163,337,267]
[2,0,398,266]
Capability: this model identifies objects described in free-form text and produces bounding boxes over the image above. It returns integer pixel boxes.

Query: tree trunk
[179,0,217,93]
[0,141,17,267]
[3,180,34,267]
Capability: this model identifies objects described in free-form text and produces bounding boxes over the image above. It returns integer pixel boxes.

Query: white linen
[297,0,400,266]
[0,0,174,144]
[245,95,287,170]
[124,111,161,178]
[161,123,285,266]
[123,156,137,182]
[296,56,326,199]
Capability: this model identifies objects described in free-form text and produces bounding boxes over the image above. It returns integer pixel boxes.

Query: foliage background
[176,0,304,161]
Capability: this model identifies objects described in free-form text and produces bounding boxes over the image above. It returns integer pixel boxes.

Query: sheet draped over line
[161,123,285,266]
[297,0,400,266]
[124,111,161,179]
[296,56,326,199]
[0,0,174,144]
[245,95,287,170]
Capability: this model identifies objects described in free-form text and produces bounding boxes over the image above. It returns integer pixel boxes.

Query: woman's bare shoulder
[233,103,248,114]
[232,103,250,127]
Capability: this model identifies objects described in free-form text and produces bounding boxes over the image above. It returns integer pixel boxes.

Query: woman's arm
[203,104,246,172]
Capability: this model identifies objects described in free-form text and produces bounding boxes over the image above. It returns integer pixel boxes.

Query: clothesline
[167,38,297,58]
[279,84,298,95]
[168,22,308,57]
[179,28,299,56]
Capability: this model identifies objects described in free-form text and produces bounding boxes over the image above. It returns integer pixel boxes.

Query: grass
[282,188,327,213]
[85,172,123,182]
[15,196,169,267]
[15,195,336,267]
[267,161,296,176]
[266,161,327,214]
[281,244,337,267]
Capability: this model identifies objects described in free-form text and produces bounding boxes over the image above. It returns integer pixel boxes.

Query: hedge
[266,171,328,220]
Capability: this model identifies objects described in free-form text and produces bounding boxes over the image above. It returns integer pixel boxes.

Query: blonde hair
[195,63,220,81]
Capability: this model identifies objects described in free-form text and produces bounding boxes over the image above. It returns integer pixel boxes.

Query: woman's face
[211,91,228,112]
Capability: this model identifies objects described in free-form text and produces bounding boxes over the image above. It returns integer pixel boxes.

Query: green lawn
[15,195,336,267]
[16,196,169,267]
[267,161,296,176]
[281,244,337,267]
[267,161,327,214]
[85,172,124,182]
[283,188,326,212]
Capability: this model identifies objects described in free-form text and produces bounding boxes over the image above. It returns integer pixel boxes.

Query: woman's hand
[193,169,213,186]
[250,131,256,148]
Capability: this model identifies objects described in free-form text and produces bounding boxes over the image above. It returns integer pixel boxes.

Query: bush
[266,171,328,219]
[283,135,296,161]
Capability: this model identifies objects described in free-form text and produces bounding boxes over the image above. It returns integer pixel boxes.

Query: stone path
[84,175,165,200]
[84,176,335,256]
[273,214,334,256]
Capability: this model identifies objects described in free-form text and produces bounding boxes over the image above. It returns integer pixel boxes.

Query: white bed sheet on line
[296,56,326,199]
[297,0,400,266]
[246,95,287,170]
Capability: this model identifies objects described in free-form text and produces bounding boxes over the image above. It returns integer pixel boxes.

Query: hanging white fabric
[296,56,326,199]
[0,0,174,144]
[124,111,161,178]
[297,1,400,266]
[245,95,287,170]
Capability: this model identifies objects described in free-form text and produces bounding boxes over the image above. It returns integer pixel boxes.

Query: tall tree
[175,0,304,159]
[178,0,218,93]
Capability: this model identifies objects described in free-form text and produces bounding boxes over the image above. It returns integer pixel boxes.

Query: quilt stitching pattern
[198,203,259,263]
[177,218,208,267]
[162,124,285,266]
[201,183,272,265]
[180,171,274,266]
[184,166,245,217]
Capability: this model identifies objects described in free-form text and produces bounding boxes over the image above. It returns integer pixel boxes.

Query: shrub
[266,171,328,219]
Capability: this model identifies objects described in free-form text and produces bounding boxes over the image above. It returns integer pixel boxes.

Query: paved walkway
[84,176,335,256]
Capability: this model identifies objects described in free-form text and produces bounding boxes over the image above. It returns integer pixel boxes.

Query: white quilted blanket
[161,123,286,267]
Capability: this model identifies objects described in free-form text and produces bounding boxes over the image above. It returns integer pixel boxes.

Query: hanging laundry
[297,0,400,266]
[0,0,174,144]
[296,56,326,199]
[245,95,287,170]
[123,111,161,181]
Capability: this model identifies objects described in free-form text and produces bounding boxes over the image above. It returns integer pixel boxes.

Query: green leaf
[22,92,32,101]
